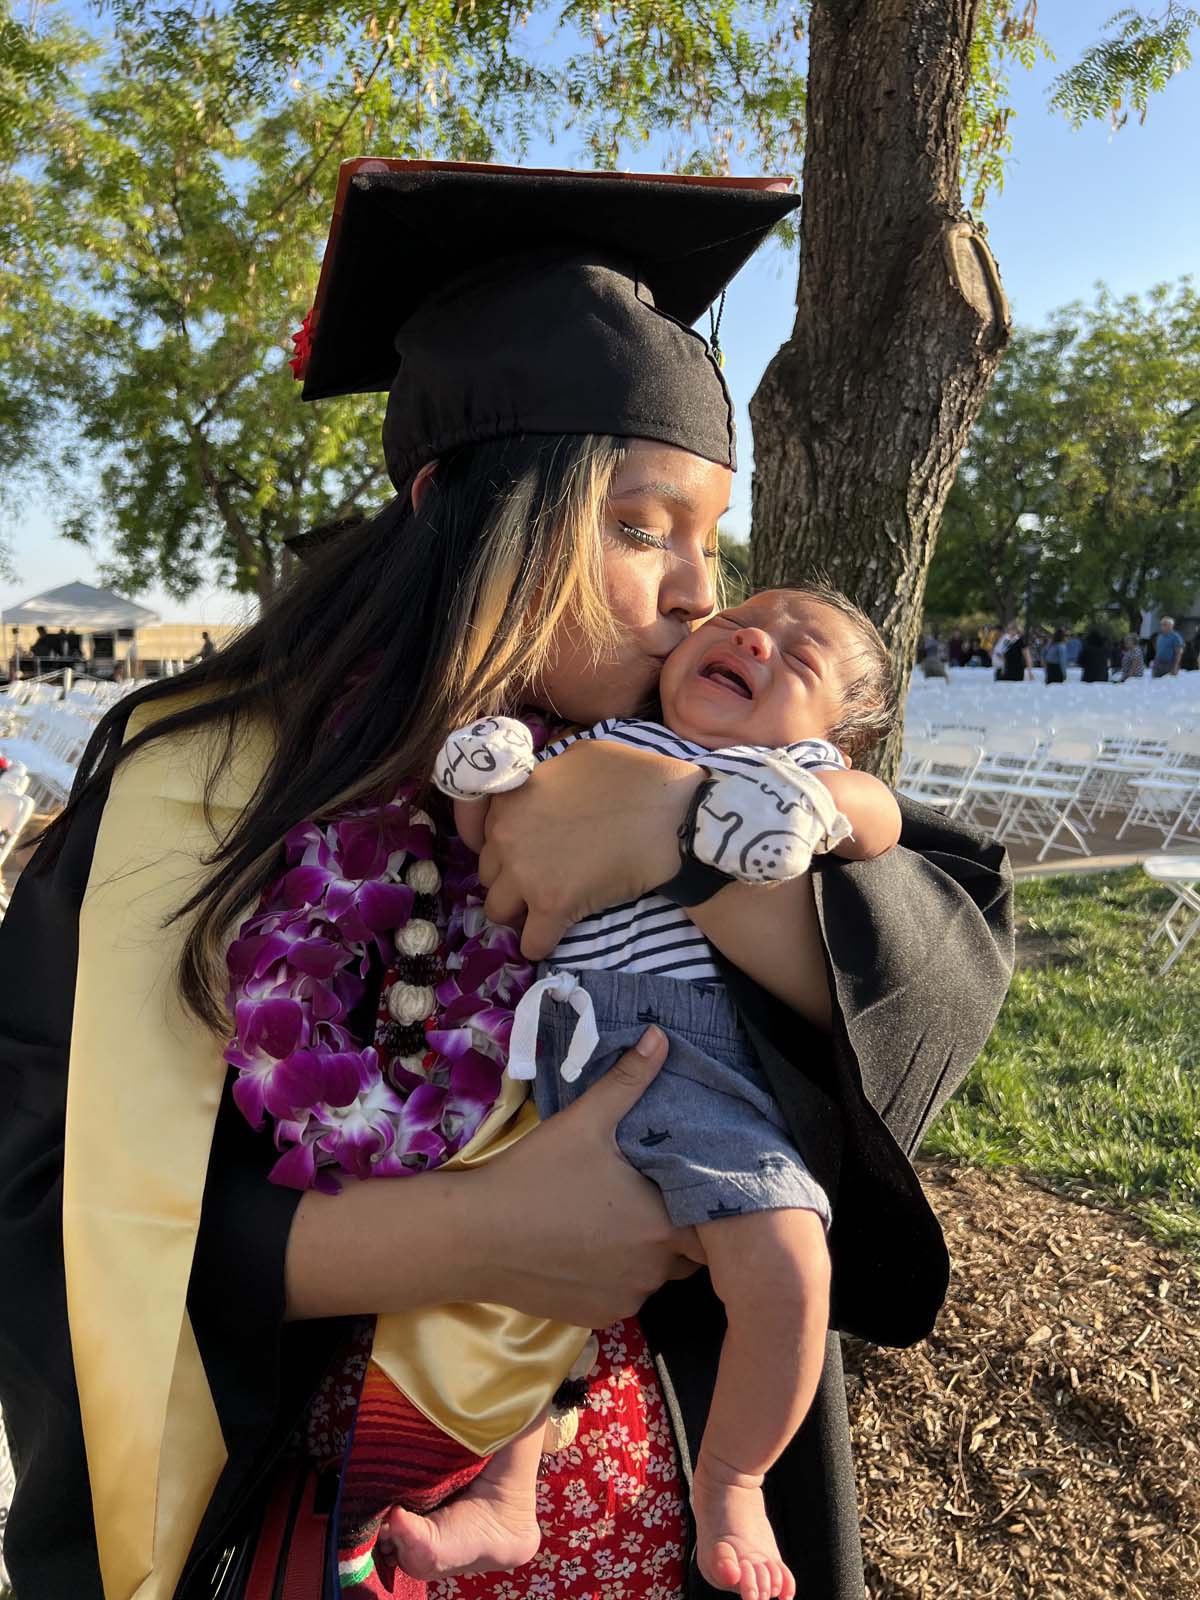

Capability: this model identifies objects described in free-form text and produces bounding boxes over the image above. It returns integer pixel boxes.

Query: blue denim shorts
[531,965,831,1230]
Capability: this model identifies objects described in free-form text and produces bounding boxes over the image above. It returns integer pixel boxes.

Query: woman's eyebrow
[611,480,698,510]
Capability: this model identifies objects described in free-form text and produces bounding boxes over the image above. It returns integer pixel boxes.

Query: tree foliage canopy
[2,0,1197,599]
[927,280,1200,631]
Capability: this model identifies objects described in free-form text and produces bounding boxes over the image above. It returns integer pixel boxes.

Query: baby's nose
[733,627,772,659]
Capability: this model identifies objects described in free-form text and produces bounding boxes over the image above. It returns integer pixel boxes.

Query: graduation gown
[0,706,1012,1600]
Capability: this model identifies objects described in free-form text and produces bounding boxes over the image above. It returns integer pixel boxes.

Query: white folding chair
[1118,733,1200,848]
[992,737,1102,861]
[897,739,983,817]
[0,789,35,915]
[1144,855,1200,974]
[958,729,1042,826]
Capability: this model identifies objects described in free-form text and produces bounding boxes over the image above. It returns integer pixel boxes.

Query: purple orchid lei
[224,782,537,1194]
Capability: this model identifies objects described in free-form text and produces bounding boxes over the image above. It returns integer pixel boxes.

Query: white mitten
[433,715,536,799]
[692,750,853,883]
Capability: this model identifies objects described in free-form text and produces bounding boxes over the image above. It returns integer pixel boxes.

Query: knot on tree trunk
[941,220,1010,351]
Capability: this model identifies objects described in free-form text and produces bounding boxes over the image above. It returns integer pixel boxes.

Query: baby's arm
[814,768,902,861]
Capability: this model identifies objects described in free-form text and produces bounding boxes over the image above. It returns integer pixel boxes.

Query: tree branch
[265,36,394,224]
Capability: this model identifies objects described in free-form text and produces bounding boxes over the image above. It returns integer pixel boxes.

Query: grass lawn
[922,869,1200,1256]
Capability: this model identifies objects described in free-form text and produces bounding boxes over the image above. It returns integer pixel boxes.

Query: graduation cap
[298,160,799,489]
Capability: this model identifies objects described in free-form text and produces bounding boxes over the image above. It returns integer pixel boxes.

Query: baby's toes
[712,1541,743,1589]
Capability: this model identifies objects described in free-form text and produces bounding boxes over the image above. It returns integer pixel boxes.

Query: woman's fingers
[519,907,570,961]
[558,1025,668,1130]
[482,870,529,931]
[453,796,491,854]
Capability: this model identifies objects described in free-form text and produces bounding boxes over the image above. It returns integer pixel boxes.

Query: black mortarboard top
[299,160,799,488]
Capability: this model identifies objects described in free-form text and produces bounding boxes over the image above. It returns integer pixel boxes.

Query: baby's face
[658,590,864,752]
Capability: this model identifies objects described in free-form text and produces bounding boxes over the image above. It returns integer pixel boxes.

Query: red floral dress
[433,1319,687,1600]
[318,1316,687,1599]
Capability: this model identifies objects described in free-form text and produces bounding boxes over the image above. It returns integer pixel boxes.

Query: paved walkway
[1004,819,1174,878]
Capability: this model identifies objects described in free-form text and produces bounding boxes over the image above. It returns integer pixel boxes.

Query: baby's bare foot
[692,1460,796,1600]
[377,1474,541,1581]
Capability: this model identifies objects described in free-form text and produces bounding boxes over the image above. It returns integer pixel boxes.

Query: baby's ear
[837,749,853,768]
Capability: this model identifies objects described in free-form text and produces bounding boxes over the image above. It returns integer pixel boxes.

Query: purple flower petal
[270,1140,320,1190]
[280,864,334,910]
[236,996,307,1059]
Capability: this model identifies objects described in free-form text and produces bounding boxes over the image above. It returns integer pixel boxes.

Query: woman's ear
[411,459,438,513]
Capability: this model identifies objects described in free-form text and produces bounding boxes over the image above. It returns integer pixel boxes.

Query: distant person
[52,628,70,657]
[1182,634,1199,673]
[1064,631,1082,666]
[1079,629,1110,683]
[995,621,1031,682]
[29,626,54,660]
[1043,627,1068,684]
[920,646,949,680]
[1118,634,1145,681]
[65,630,83,659]
[1153,615,1184,678]
[189,630,216,663]
[947,630,966,667]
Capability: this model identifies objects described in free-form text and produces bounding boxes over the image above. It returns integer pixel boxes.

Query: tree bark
[750,0,1010,777]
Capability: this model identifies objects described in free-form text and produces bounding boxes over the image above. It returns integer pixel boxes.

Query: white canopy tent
[2,580,159,632]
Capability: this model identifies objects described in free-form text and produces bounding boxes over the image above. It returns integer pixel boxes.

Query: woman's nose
[732,626,772,660]
[659,543,716,622]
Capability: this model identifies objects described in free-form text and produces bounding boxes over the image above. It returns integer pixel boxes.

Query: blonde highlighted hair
[42,434,635,1030]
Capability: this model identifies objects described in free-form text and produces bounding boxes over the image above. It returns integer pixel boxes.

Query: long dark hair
[38,434,627,1029]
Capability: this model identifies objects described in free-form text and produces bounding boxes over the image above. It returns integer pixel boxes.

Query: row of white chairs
[900,736,1101,860]
[899,726,1200,860]
[0,786,36,915]
[0,705,95,808]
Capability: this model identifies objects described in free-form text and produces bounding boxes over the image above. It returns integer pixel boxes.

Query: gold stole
[62,705,586,1600]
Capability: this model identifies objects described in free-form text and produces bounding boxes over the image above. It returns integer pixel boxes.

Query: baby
[382,584,902,1600]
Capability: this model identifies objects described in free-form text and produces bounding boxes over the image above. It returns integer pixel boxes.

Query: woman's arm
[461,739,836,1025]
[285,1026,704,1323]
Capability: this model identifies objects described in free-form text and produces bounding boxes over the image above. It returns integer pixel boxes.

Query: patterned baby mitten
[692,749,853,883]
[433,715,536,799]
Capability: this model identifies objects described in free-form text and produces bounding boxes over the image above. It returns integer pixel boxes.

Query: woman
[1043,627,1068,685]
[1080,628,1112,684]
[0,163,1012,1600]
[1118,633,1146,681]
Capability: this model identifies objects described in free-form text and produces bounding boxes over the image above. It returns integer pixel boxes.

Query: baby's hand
[815,768,902,860]
[433,716,535,800]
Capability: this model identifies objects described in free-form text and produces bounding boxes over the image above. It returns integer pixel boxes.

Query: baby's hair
[783,579,897,764]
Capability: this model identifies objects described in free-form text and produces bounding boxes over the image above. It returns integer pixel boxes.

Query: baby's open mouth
[699,661,754,699]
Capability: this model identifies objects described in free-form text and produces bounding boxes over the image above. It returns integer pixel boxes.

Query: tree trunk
[750,0,1010,778]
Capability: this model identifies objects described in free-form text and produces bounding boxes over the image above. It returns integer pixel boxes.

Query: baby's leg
[691,1207,830,1600]
[377,1410,545,1580]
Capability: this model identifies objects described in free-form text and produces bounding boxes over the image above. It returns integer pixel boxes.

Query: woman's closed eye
[618,520,667,550]
[618,520,720,561]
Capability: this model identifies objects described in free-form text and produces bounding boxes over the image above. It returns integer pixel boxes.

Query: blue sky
[4,0,1198,623]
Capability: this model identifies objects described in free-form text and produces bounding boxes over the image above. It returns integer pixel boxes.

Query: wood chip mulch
[844,1161,1200,1599]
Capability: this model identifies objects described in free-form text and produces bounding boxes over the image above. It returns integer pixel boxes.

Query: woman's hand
[285,1028,703,1324]
[458,740,703,959]
[471,1026,704,1326]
